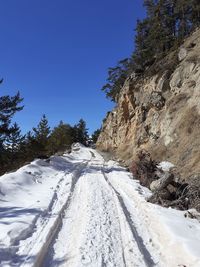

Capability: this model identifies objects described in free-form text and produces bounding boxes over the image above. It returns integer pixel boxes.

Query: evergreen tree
[73,119,88,145]
[0,80,23,173]
[48,121,74,154]
[191,0,200,26]
[132,19,153,70]
[143,0,156,18]
[32,115,51,157]
[33,115,50,142]
[156,0,176,51]
[6,123,25,154]
[4,123,25,167]
[135,0,176,66]
[101,0,200,101]
[175,0,193,39]
[92,129,101,143]
[101,58,133,102]
[23,131,36,160]
[0,89,23,144]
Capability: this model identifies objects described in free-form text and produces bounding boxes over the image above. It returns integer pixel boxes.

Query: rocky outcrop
[97,28,200,181]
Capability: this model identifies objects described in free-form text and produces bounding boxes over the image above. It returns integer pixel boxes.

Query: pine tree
[144,0,156,18]
[0,90,23,144]
[73,119,88,145]
[23,131,36,160]
[6,123,25,154]
[101,0,200,100]
[132,19,154,70]
[141,1,175,59]
[48,121,74,154]
[157,0,176,50]
[32,115,51,157]
[175,0,193,39]
[92,129,101,143]
[4,123,25,167]
[0,80,23,173]
[191,0,200,27]
[101,58,132,102]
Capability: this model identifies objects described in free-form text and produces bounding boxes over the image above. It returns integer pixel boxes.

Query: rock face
[97,28,200,180]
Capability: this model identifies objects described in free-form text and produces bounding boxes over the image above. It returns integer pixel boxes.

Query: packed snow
[0,143,200,267]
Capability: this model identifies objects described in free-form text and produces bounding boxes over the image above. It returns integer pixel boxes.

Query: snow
[157,161,175,172]
[0,143,200,266]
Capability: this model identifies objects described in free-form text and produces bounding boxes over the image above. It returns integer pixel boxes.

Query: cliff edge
[97,28,200,181]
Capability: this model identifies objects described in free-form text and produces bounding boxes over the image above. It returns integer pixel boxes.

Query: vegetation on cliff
[102,0,200,102]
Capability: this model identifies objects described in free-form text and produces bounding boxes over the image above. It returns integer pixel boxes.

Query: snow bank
[107,171,200,267]
[0,151,77,266]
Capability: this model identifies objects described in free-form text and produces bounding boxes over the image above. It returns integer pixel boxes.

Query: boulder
[150,172,174,192]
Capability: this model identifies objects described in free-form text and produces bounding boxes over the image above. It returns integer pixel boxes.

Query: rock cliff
[97,28,200,180]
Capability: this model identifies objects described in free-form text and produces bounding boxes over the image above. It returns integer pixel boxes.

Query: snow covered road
[1,144,200,267]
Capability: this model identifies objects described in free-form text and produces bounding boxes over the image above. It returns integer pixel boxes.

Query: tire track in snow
[20,159,90,267]
[78,173,127,267]
[48,152,129,267]
[101,163,155,267]
[41,160,90,267]
[19,150,155,267]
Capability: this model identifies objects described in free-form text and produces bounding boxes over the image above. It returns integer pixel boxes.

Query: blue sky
[0,0,145,134]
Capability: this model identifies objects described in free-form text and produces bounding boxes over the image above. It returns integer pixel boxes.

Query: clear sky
[0,0,145,134]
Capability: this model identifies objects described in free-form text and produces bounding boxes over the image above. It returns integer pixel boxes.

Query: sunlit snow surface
[0,143,200,267]
[157,161,175,172]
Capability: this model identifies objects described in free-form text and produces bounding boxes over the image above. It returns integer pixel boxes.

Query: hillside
[97,28,200,182]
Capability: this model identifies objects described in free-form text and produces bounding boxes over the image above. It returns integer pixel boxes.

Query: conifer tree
[23,131,36,160]
[133,19,153,70]
[6,123,25,154]
[4,123,25,166]
[0,90,23,144]
[48,121,73,154]
[191,0,200,26]
[143,0,156,18]
[0,80,23,172]
[33,115,50,141]
[92,129,101,143]
[32,115,51,157]
[101,58,132,102]
[73,119,88,145]
[101,0,200,101]
[175,0,192,39]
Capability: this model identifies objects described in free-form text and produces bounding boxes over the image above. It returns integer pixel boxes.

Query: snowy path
[1,144,200,267]
[45,156,155,267]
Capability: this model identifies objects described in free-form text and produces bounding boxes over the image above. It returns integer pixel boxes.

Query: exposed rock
[148,91,165,110]
[150,172,174,192]
[97,28,200,181]
[178,47,188,61]
[129,150,157,188]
